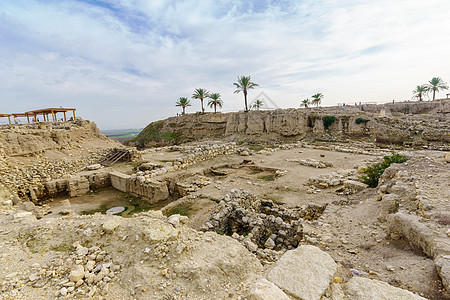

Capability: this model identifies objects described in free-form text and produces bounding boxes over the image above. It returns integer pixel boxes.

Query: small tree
[252,99,264,110]
[207,93,223,113]
[426,77,448,100]
[301,99,310,108]
[311,93,323,107]
[233,75,259,112]
[412,85,428,101]
[322,115,336,129]
[175,97,191,115]
[192,88,209,113]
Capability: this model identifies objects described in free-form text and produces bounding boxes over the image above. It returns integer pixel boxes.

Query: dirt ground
[43,145,449,299]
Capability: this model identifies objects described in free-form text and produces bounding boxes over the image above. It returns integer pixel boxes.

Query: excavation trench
[203,189,327,252]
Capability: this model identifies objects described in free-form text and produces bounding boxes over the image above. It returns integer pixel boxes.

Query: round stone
[105,207,125,215]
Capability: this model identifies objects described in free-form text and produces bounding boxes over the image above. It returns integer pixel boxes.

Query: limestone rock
[344,277,426,300]
[249,278,290,300]
[344,180,368,191]
[69,265,85,282]
[102,218,122,233]
[445,152,450,163]
[264,237,275,249]
[86,164,102,170]
[267,245,337,300]
[13,211,34,219]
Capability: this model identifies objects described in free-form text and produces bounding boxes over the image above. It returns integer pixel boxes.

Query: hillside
[127,100,450,149]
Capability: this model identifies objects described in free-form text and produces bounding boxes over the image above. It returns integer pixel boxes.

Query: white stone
[267,245,337,300]
[86,164,102,170]
[344,277,426,300]
[249,278,290,300]
[264,237,275,249]
[102,218,122,233]
[69,265,85,283]
[13,211,33,219]
[344,180,368,191]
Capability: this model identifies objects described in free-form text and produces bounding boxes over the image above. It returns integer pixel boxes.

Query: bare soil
[41,145,449,299]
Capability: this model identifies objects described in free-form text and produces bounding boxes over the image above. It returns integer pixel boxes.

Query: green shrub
[355,118,370,124]
[322,115,336,129]
[361,153,408,187]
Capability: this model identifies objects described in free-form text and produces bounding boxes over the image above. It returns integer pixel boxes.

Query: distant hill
[102,128,142,144]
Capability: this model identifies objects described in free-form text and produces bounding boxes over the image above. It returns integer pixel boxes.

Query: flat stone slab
[267,245,337,300]
[344,277,426,300]
[106,207,125,215]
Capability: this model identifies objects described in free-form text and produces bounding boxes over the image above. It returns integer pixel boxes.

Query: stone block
[267,245,337,300]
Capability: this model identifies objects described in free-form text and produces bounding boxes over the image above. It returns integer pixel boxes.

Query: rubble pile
[202,189,327,258]
[286,158,333,168]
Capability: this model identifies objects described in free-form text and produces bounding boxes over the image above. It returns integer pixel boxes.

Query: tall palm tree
[301,99,310,108]
[208,92,223,113]
[311,93,323,107]
[192,88,209,113]
[426,77,449,100]
[412,85,428,101]
[175,97,191,115]
[252,99,264,110]
[233,75,259,112]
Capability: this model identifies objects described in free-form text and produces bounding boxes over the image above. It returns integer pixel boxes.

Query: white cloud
[0,0,449,128]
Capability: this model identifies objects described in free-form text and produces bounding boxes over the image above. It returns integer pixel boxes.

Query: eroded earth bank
[0,102,449,299]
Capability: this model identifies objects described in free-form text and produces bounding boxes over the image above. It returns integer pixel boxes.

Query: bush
[361,153,408,187]
[322,115,336,129]
[355,118,370,124]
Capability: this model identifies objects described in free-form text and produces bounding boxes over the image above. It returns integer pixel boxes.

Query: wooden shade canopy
[0,108,76,124]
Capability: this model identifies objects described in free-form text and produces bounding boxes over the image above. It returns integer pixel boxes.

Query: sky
[1,0,450,129]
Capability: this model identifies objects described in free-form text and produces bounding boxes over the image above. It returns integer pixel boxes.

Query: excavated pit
[202,189,327,252]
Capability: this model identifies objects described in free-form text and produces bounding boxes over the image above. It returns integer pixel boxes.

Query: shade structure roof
[25,108,76,114]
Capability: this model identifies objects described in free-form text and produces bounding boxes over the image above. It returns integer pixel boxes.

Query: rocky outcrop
[0,120,118,157]
[131,101,450,149]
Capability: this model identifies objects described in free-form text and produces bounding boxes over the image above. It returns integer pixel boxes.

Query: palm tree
[192,88,209,113]
[426,77,449,100]
[412,85,428,101]
[208,92,223,113]
[233,75,259,112]
[311,93,323,107]
[175,97,191,115]
[252,99,264,110]
[301,99,310,108]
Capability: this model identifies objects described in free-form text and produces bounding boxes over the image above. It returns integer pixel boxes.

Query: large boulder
[267,245,337,300]
[344,277,426,300]
[248,278,290,300]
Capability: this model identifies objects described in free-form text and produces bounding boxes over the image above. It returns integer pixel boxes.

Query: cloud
[0,0,449,128]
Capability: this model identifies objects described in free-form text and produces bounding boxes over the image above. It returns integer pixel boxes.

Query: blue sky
[1,0,450,129]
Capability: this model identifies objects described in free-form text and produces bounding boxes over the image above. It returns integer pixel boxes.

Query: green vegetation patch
[130,121,182,145]
[322,115,336,129]
[258,174,276,181]
[355,118,370,125]
[361,153,408,187]
[165,202,194,217]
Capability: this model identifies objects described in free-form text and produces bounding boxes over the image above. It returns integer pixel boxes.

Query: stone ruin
[202,189,326,260]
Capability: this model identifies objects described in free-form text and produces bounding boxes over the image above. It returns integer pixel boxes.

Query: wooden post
[26,114,30,123]
[8,115,11,125]
[72,110,76,119]
[52,111,55,123]
[63,111,67,121]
